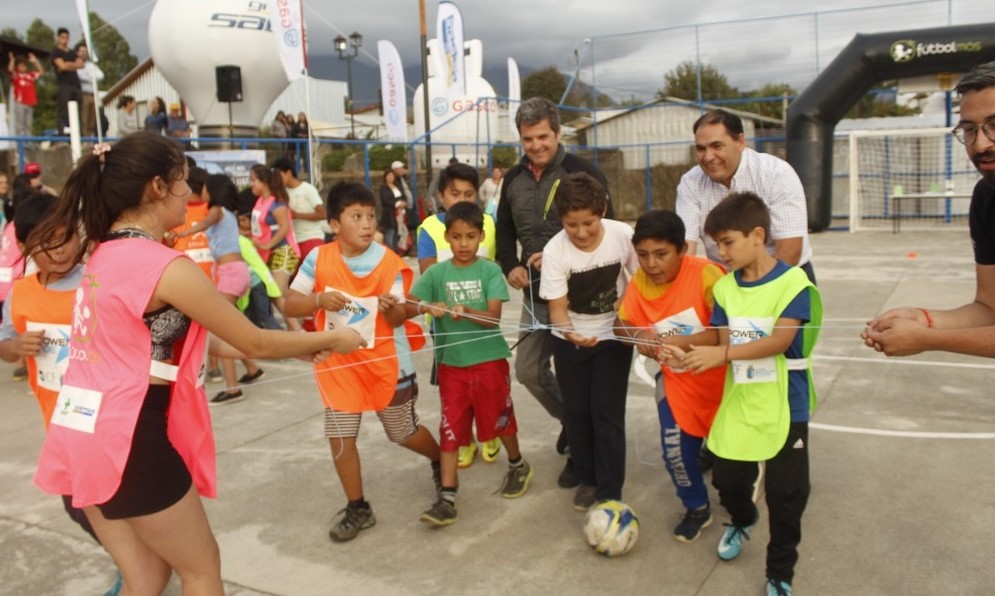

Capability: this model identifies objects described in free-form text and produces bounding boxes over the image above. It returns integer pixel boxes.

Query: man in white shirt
[676,110,816,283]
[75,42,104,137]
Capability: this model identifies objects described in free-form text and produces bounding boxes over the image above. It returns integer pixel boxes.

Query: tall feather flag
[436,1,466,106]
[269,0,307,81]
[74,0,98,62]
[508,57,521,140]
[378,40,407,141]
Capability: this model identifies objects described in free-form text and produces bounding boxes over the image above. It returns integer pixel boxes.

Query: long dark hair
[205,174,241,212]
[25,132,186,266]
[250,163,289,203]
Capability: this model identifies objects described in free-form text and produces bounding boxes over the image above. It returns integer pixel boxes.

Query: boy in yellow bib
[672,192,821,596]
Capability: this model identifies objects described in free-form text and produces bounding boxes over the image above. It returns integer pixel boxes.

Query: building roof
[100,56,155,106]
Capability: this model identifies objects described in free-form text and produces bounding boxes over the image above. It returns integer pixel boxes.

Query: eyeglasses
[952,118,995,145]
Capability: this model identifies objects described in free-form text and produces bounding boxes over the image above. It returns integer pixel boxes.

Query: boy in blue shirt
[408,201,532,526]
[673,192,822,596]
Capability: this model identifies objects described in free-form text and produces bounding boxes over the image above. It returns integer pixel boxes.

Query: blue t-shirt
[205,208,241,257]
[711,261,812,422]
[417,213,445,260]
[291,242,414,378]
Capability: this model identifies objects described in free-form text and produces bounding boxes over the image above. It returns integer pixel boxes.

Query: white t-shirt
[539,218,638,341]
[287,182,325,242]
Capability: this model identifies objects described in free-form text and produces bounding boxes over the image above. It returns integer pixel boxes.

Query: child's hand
[378,293,400,312]
[162,230,178,248]
[658,344,687,370]
[421,302,447,318]
[632,330,661,359]
[16,330,44,357]
[526,252,543,272]
[333,328,367,353]
[450,305,465,321]
[682,344,726,374]
[318,291,349,311]
[565,331,599,348]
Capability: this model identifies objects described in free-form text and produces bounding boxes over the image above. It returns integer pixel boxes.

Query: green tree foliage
[522,66,567,104]
[89,12,138,90]
[1,27,22,41]
[739,83,797,122]
[659,61,737,102]
[26,19,54,49]
[845,82,922,118]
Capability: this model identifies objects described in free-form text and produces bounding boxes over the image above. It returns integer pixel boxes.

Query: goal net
[847,127,979,232]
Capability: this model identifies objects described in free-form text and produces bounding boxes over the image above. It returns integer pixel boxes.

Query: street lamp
[334,31,362,139]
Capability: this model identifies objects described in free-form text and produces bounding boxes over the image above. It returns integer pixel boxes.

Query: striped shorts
[323,374,420,443]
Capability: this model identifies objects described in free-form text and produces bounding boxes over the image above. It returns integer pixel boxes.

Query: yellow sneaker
[481,438,501,463]
[457,443,477,468]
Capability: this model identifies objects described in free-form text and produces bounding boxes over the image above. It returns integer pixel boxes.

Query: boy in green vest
[670,192,822,596]
[416,162,499,468]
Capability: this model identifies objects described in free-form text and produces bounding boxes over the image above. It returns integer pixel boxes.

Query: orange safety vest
[310,242,424,412]
[10,272,76,428]
[172,201,215,279]
[620,256,726,438]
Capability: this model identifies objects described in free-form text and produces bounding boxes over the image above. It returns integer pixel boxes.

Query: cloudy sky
[5,0,994,103]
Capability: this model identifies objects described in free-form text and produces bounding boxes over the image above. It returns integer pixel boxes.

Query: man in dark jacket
[495,97,614,490]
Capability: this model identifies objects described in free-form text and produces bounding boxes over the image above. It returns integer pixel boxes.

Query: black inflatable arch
[786,23,995,232]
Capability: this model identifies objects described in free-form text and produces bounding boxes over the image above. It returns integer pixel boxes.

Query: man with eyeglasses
[863,60,995,357]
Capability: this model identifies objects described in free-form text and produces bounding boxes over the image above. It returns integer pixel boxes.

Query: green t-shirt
[411,258,511,367]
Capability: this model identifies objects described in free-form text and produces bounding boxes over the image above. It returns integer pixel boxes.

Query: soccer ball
[583,500,639,557]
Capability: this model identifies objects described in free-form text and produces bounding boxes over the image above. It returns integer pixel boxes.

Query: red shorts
[437,359,516,451]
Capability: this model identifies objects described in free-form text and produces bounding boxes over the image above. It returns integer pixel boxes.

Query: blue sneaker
[103,570,122,596]
[765,578,792,596]
[716,515,757,561]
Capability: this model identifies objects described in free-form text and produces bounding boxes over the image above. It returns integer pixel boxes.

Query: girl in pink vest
[28,133,365,596]
[249,163,301,330]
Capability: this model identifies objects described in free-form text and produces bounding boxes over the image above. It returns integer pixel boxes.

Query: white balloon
[149,0,291,136]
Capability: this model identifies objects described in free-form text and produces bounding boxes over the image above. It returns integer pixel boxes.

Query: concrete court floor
[1,229,993,596]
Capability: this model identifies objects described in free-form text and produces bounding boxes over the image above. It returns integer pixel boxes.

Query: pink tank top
[34,237,216,507]
[0,222,24,301]
[250,195,300,262]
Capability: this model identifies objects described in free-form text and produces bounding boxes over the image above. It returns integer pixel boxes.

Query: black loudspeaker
[215,65,243,102]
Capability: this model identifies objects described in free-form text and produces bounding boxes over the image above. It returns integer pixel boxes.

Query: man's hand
[506,265,530,290]
[862,316,928,356]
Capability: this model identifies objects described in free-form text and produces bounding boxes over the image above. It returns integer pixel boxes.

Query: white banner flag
[378,40,407,142]
[436,1,466,104]
[74,0,97,62]
[508,57,521,139]
[269,0,307,81]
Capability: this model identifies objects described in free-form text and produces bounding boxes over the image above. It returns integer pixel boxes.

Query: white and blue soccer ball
[583,500,639,557]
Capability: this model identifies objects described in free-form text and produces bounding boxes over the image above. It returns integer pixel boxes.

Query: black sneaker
[558,457,580,489]
[210,390,244,405]
[328,504,376,542]
[419,499,458,527]
[674,506,713,543]
[573,484,598,511]
[238,369,265,384]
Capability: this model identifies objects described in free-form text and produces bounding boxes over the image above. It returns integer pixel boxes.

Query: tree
[26,19,53,49]
[89,11,138,90]
[1,27,22,41]
[845,82,922,118]
[658,61,738,102]
[740,83,797,122]
[522,66,568,105]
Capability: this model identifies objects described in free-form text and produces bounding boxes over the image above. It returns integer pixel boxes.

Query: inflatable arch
[786,23,995,231]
